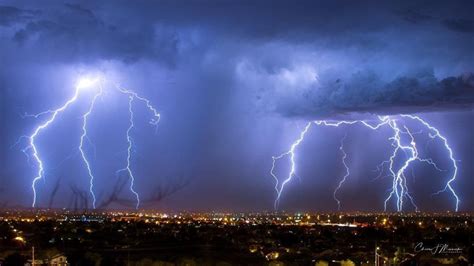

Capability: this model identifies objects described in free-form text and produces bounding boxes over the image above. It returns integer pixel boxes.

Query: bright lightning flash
[20,76,161,210]
[402,115,460,211]
[270,122,312,209]
[76,77,101,90]
[270,115,460,212]
[333,133,349,211]
[79,81,104,209]
[116,96,140,209]
[114,85,161,209]
[24,77,99,207]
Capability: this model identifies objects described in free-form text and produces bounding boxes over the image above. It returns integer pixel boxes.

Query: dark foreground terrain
[0,210,473,265]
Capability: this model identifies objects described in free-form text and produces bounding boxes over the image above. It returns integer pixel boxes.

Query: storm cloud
[221,0,474,118]
[255,69,474,119]
[3,1,474,118]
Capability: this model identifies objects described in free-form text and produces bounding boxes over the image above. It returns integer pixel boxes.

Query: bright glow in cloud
[76,76,101,90]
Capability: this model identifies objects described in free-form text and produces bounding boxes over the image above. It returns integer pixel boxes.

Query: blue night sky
[0,0,473,212]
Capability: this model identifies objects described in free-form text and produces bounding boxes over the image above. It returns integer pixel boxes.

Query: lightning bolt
[79,83,103,209]
[271,118,389,209]
[333,133,349,211]
[24,85,85,207]
[384,121,419,212]
[20,78,161,209]
[115,85,161,209]
[270,115,460,212]
[401,114,460,211]
[270,122,312,209]
[115,85,160,129]
[116,96,140,209]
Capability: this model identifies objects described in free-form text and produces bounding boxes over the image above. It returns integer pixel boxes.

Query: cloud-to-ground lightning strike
[402,114,460,211]
[79,82,104,209]
[333,133,349,211]
[116,96,140,209]
[20,77,161,209]
[384,121,419,212]
[270,115,460,212]
[271,118,390,209]
[270,122,312,209]
[115,85,161,209]
[24,82,87,207]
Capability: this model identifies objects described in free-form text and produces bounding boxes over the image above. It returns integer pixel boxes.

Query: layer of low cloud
[248,68,474,119]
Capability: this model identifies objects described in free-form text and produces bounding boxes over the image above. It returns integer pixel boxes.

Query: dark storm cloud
[396,8,434,24]
[0,5,38,26]
[4,3,179,64]
[3,1,473,118]
[442,19,474,33]
[272,71,474,118]
[395,8,474,34]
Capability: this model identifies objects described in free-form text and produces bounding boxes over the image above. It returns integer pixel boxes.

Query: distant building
[25,253,68,266]
[49,254,68,266]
